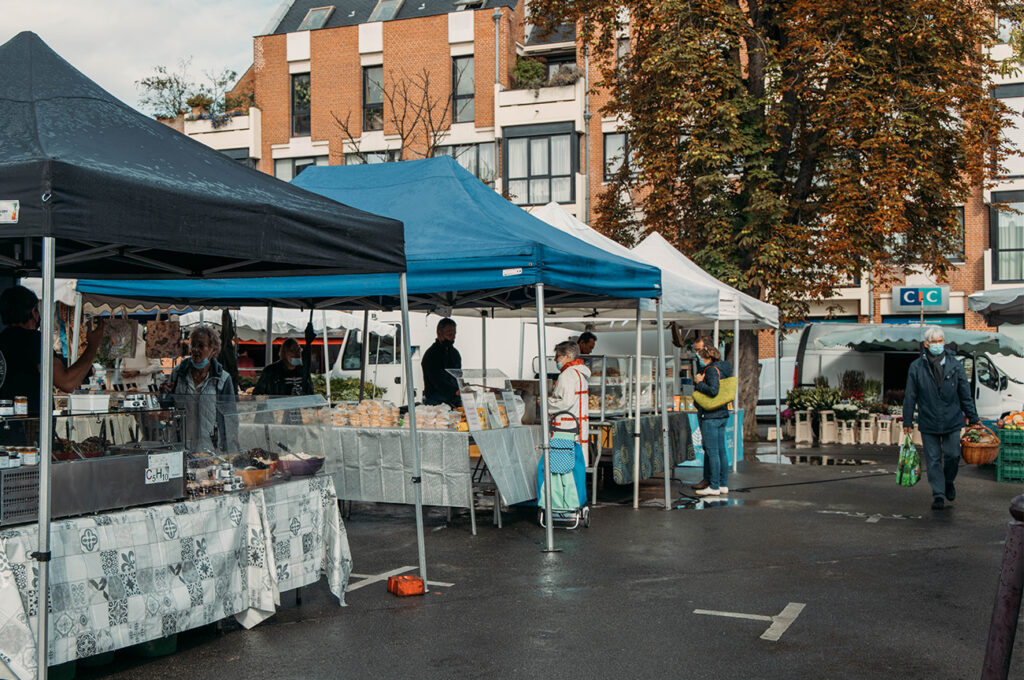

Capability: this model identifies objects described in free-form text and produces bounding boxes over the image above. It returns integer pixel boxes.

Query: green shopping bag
[896,434,921,487]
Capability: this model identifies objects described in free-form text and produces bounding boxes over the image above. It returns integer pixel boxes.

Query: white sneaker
[718,487,729,494]
[695,487,720,496]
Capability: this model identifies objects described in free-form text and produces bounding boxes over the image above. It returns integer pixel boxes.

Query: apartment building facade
[184,2,1023,356]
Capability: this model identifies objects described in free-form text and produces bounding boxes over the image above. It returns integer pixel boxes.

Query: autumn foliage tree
[531,0,1023,433]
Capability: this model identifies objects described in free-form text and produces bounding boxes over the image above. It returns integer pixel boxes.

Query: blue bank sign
[892,285,950,312]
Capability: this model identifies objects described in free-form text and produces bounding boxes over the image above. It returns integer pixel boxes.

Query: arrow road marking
[694,602,806,642]
[347,565,454,592]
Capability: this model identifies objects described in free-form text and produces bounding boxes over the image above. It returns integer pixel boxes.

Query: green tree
[137,58,239,119]
[530,0,1024,435]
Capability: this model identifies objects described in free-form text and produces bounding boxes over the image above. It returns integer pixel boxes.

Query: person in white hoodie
[548,340,591,463]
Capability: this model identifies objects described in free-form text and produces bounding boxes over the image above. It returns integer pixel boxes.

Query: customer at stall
[421,318,461,408]
[689,335,720,491]
[694,345,732,496]
[0,284,104,415]
[549,340,591,461]
[902,326,980,510]
[160,325,238,452]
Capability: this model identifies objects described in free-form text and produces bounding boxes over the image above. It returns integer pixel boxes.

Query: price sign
[461,391,483,431]
[501,390,522,426]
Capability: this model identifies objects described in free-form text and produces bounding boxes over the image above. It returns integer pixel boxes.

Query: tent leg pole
[265,306,273,367]
[536,284,555,552]
[358,310,369,402]
[733,318,740,474]
[481,312,487,378]
[633,304,642,510]
[775,328,782,465]
[321,311,331,404]
[658,300,671,510]
[36,237,56,680]
[714,320,720,348]
[70,292,82,364]
[517,320,525,380]
[400,274,429,587]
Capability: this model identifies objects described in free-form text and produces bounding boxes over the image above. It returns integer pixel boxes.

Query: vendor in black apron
[0,286,104,442]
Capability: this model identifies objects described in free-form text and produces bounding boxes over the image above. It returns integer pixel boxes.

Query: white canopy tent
[531,204,784,481]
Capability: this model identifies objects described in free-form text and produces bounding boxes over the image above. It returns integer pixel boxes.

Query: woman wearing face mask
[693,345,733,496]
[160,325,238,452]
[548,340,591,463]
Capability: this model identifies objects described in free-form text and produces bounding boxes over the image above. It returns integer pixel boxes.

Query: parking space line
[347,566,454,592]
[694,602,806,642]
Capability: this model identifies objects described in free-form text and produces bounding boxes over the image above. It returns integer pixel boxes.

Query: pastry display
[333,400,401,427]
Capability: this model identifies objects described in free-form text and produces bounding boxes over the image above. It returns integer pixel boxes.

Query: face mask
[289,357,302,367]
[928,343,945,356]
[191,357,210,369]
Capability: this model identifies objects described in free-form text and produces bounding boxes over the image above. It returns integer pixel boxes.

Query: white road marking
[818,510,922,523]
[694,602,806,642]
[347,565,454,592]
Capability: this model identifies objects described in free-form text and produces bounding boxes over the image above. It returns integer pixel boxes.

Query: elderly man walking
[903,327,981,510]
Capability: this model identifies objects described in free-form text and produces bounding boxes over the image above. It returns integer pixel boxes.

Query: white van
[757,323,1024,421]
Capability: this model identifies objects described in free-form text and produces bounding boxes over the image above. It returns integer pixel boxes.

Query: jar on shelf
[0,400,14,417]
[13,396,27,416]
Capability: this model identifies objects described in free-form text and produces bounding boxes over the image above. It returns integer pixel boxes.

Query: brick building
[183,2,1024,359]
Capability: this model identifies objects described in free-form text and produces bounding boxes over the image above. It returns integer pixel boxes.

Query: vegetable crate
[997,437,1024,483]
[999,428,1024,446]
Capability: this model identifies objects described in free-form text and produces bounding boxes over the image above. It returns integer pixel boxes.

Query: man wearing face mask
[421,318,461,408]
[253,338,314,398]
[0,285,104,416]
[903,326,980,510]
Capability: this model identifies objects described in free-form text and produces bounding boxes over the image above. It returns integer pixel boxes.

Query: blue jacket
[902,349,979,435]
[695,359,733,420]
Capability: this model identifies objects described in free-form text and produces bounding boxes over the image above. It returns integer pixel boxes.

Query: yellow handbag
[692,366,736,410]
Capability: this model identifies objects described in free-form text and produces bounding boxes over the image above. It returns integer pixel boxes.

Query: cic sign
[891,285,950,313]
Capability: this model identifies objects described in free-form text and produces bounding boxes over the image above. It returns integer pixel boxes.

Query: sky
[0,0,286,113]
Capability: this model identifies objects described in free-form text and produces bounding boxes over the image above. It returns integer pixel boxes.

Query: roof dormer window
[297,5,334,30]
[369,0,404,21]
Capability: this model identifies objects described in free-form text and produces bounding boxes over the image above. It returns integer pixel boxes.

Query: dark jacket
[421,339,461,407]
[902,349,979,434]
[252,360,314,397]
[694,359,733,420]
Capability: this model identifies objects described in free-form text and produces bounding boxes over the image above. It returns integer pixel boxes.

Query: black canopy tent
[0,32,405,679]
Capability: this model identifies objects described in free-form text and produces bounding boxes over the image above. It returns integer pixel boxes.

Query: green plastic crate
[997,460,1024,483]
[999,443,1024,464]
[999,428,1024,446]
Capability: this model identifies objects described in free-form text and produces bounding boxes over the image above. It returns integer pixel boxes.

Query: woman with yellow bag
[693,345,737,496]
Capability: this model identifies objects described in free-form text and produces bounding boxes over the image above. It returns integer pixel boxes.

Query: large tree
[531,0,1023,433]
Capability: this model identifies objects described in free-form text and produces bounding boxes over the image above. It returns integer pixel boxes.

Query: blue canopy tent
[78,157,662,557]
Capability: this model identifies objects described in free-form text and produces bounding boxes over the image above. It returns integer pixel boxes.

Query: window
[341,327,401,369]
[220,147,256,169]
[544,53,576,81]
[603,132,632,180]
[291,73,311,137]
[297,6,334,30]
[452,56,474,123]
[368,0,403,22]
[998,15,1016,44]
[436,143,496,186]
[273,156,327,182]
[977,355,1000,391]
[344,150,401,164]
[505,127,574,205]
[363,66,384,131]
[454,0,485,9]
[993,84,1024,178]
[992,191,1024,282]
[616,37,630,63]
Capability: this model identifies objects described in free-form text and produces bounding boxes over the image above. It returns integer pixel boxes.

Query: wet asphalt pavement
[73,443,1024,680]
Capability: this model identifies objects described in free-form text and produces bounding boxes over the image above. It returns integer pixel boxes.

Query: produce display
[997,412,1024,430]
[962,428,998,445]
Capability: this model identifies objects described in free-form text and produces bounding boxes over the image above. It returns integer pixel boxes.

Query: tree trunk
[738,329,760,440]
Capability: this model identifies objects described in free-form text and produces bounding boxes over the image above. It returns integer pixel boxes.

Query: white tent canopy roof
[631,231,779,330]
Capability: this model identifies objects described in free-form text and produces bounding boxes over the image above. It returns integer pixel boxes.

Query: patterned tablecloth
[602,413,693,485]
[0,475,351,680]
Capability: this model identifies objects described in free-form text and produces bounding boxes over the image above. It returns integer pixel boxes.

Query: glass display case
[0,407,187,526]
[586,355,659,419]
[447,368,523,430]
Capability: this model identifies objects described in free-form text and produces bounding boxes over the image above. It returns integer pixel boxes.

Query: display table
[597,412,694,485]
[0,475,351,680]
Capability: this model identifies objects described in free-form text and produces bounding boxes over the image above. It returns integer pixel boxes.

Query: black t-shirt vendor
[0,286,103,415]
[421,318,461,408]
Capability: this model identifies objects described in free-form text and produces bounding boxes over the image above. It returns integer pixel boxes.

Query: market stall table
[0,475,350,680]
